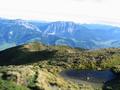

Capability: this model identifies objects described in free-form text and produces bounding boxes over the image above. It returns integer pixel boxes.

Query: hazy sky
[0,0,120,24]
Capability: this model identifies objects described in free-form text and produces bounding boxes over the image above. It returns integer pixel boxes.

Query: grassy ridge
[0,42,120,90]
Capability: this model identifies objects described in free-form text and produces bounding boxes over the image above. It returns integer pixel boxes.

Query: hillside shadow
[102,75,120,90]
[0,46,57,66]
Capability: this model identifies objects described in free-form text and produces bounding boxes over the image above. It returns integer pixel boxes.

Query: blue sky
[0,0,120,25]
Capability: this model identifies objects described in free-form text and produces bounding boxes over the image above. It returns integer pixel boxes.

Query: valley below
[1,18,120,51]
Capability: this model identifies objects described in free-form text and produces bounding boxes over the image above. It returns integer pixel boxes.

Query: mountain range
[0,18,120,50]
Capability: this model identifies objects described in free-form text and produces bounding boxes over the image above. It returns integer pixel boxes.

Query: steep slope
[32,21,97,48]
[0,19,42,50]
[1,18,120,50]
[29,21,120,49]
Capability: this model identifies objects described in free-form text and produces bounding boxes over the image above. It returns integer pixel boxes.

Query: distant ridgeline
[0,18,120,50]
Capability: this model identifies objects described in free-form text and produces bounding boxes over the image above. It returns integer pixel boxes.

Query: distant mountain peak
[1,18,120,51]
